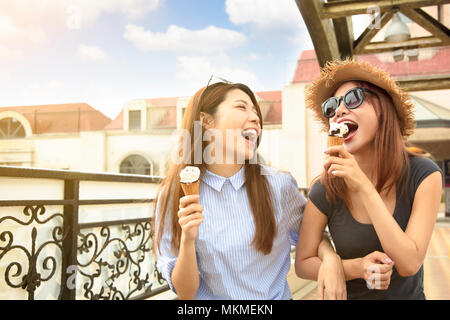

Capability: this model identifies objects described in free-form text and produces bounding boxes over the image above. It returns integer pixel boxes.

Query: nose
[248,109,260,126]
[334,98,348,119]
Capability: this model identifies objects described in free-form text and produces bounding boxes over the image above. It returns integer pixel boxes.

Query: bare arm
[295,200,349,299]
[294,201,328,280]
[356,171,442,276]
[171,234,200,299]
[171,195,203,299]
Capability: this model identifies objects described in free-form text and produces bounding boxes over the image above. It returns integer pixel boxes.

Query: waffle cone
[328,135,345,147]
[181,180,200,196]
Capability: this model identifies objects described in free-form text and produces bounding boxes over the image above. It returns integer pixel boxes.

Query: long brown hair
[153,82,276,255]
[321,81,411,208]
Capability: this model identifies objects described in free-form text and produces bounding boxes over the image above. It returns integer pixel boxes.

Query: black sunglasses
[322,87,377,118]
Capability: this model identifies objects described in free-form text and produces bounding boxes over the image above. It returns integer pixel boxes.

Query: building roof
[1,91,282,134]
[0,103,111,134]
[256,91,282,125]
[104,110,124,130]
[412,95,450,121]
[292,47,450,83]
[106,91,283,131]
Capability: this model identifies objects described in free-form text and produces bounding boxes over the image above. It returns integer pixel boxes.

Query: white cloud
[0,0,162,47]
[176,54,260,94]
[287,30,314,48]
[20,81,67,105]
[225,0,313,49]
[246,53,260,61]
[0,12,47,45]
[124,24,246,55]
[0,45,24,60]
[225,0,301,31]
[0,13,17,34]
[77,44,107,61]
[0,69,13,82]
[73,0,161,23]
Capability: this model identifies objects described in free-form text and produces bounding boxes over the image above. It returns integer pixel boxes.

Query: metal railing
[0,166,169,300]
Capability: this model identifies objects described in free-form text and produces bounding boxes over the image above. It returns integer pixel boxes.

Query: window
[0,118,26,139]
[120,155,152,176]
[128,110,141,131]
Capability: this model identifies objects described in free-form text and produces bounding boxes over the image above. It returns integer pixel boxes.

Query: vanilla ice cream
[329,122,349,138]
[179,166,200,184]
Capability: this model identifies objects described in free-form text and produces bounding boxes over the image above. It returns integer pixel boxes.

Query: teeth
[241,129,258,141]
[242,129,257,137]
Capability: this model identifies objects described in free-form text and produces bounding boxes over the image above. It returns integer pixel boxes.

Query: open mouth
[241,129,258,146]
[341,121,358,140]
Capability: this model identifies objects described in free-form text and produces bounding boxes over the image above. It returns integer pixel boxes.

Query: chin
[344,140,372,155]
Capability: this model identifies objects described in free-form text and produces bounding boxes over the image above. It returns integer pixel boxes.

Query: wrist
[180,232,196,247]
[356,181,376,196]
[322,252,341,263]
[342,258,364,281]
[355,257,365,279]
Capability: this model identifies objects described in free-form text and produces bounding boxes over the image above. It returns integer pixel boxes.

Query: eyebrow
[234,100,257,111]
[234,99,248,105]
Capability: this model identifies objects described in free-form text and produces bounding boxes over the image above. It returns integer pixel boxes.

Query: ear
[200,112,214,129]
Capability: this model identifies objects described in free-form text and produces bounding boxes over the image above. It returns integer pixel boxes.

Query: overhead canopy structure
[408,95,450,158]
[296,0,450,91]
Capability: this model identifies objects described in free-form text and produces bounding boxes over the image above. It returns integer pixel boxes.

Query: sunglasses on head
[322,87,377,118]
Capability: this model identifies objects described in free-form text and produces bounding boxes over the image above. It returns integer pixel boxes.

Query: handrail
[0,165,169,300]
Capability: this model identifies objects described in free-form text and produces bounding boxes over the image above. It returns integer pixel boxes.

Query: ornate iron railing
[0,166,169,300]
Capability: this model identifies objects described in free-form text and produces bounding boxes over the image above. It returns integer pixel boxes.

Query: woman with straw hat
[295,59,443,299]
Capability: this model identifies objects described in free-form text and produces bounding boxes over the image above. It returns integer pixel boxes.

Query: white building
[0,48,449,190]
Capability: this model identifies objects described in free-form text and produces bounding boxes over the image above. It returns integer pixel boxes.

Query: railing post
[60,179,79,300]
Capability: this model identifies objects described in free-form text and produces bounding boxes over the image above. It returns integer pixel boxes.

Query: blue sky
[0,0,315,119]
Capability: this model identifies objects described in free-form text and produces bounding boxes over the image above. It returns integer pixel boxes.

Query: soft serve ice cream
[180,166,200,184]
[328,122,348,146]
[329,122,349,138]
[179,166,200,195]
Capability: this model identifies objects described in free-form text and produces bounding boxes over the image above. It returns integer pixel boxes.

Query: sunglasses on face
[322,87,377,118]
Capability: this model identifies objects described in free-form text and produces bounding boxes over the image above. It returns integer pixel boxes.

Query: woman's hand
[317,254,347,300]
[324,145,373,193]
[360,251,394,290]
[178,194,204,242]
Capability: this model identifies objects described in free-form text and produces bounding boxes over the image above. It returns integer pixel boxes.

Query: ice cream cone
[179,166,201,196]
[328,135,345,147]
[181,179,200,196]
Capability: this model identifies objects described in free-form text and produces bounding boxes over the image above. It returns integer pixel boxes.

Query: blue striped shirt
[155,164,306,300]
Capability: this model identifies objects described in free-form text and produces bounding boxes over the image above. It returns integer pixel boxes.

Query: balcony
[0,166,170,300]
[0,166,316,300]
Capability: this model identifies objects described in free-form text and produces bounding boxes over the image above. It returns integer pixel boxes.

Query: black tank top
[309,156,441,300]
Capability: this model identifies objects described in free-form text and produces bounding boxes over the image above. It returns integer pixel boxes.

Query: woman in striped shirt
[153,80,343,299]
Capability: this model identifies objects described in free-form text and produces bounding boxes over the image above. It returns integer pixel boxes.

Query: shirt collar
[201,166,246,192]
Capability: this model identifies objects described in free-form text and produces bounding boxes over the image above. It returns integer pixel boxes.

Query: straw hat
[305,58,415,137]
